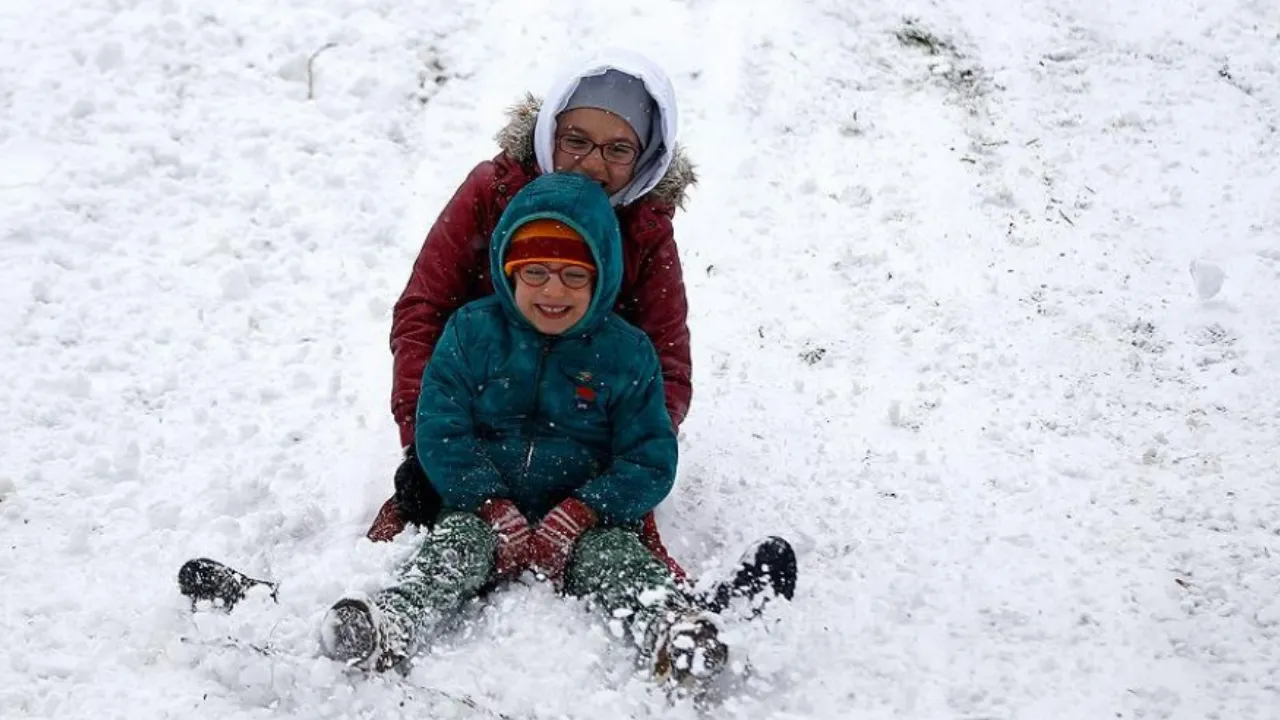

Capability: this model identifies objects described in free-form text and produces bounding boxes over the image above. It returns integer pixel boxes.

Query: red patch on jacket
[574,385,597,410]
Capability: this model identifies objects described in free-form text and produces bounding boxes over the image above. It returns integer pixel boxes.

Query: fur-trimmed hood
[495,93,697,210]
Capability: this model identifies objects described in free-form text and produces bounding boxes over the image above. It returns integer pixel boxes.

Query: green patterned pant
[371,511,687,660]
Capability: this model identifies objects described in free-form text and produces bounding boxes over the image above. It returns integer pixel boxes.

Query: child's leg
[564,528,688,654]
[325,511,496,668]
[565,527,729,685]
[375,511,496,650]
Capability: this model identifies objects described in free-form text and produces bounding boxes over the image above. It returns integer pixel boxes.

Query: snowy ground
[3,0,1278,718]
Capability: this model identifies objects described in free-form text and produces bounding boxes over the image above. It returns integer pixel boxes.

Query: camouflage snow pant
[371,511,688,661]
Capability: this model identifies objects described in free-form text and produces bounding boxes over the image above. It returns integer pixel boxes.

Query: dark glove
[528,498,598,584]
[392,444,443,528]
[477,498,532,580]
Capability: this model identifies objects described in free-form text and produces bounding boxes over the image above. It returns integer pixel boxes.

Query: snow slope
[2,0,1277,718]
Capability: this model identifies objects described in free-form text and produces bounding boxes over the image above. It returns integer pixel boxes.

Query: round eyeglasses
[515,263,596,290]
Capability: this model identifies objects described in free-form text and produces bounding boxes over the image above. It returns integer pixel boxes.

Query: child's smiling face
[553,108,641,195]
[512,262,594,335]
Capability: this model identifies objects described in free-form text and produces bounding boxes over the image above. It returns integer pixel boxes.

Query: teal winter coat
[414,173,678,525]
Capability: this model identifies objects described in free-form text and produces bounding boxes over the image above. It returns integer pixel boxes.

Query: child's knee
[566,527,678,603]
[575,527,645,562]
[569,528,656,586]
[424,511,497,555]
[436,511,488,536]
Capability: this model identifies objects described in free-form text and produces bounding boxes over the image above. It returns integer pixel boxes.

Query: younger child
[319,172,727,688]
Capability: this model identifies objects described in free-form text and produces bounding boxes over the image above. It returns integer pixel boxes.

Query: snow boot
[178,558,278,611]
[319,596,405,672]
[699,536,796,616]
[651,612,730,690]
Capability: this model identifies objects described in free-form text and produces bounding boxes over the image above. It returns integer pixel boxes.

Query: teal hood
[489,172,623,337]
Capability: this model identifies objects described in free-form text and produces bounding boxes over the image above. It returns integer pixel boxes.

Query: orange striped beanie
[502,220,596,276]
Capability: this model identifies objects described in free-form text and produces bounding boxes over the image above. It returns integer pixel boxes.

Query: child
[368,49,696,585]
[321,172,727,688]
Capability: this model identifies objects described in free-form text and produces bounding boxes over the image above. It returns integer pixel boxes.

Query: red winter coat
[382,97,698,578]
[390,99,697,447]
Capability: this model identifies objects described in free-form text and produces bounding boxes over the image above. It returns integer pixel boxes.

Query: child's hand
[478,499,532,580]
[393,444,442,526]
[528,498,598,583]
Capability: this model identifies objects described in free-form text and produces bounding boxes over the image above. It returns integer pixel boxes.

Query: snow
[1190,260,1227,301]
[2,0,1278,718]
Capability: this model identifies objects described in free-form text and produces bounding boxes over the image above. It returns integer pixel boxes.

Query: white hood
[534,48,679,207]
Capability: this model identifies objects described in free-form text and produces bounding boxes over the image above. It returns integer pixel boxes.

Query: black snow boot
[699,536,797,616]
[178,558,278,611]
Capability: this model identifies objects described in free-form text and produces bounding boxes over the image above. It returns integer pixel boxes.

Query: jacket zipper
[518,339,553,488]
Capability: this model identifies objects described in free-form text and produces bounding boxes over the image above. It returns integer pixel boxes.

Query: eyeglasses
[515,263,596,290]
[555,134,639,166]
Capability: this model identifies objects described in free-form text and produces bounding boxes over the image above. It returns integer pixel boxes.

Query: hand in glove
[528,498,598,583]
[393,444,443,528]
[478,498,532,580]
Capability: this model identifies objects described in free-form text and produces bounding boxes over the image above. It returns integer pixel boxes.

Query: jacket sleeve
[414,311,508,513]
[572,340,678,525]
[390,162,495,447]
[618,211,693,431]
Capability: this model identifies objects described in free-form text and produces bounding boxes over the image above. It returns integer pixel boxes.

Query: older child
[322,173,726,689]
[368,50,696,585]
